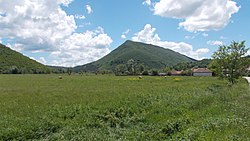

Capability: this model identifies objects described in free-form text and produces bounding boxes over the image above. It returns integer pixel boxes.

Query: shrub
[142,70,149,75]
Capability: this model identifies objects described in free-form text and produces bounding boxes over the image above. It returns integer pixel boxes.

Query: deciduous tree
[211,41,249,84]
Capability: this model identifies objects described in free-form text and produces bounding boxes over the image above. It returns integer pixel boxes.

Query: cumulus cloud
[51,27,113,67]
[132,24,160,42]
[121,29,130,39]
[143,0,151,6]
[153,0,240,32]
[0,0,76,52]
[132,24,209,60]
[86,5,93,14]
[0,0,113,67]
[207,40,224,46]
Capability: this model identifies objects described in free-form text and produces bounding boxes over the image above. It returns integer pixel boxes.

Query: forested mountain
[0,43,50,74]
[74,40,195,72]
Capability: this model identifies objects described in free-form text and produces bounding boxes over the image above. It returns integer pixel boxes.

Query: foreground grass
[0,74,249,140]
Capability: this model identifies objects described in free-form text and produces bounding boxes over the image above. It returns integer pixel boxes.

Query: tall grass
[0,74,249,140]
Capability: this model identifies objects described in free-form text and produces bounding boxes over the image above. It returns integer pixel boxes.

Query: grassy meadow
[0,74,249,140]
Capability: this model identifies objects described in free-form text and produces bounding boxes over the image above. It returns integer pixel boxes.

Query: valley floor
[0,74,249,140]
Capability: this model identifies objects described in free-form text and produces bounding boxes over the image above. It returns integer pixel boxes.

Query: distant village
[159,68,212,77]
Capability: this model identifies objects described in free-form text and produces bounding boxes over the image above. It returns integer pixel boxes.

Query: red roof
[192,68,212,73]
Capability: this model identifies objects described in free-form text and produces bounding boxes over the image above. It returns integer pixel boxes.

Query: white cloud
[0,0,113,67]
[207,40,224,46]
[79,22,91,28]
[132,24,160,43]
[202,33,208,37]
[38,57,47,64]
[143,0,151,6]
[121,29,130,39]
[51,27,113,67]
[0,0,76,52]
[132,24,209,60]
[29,56,36,61]
[246,51,250,57]
[58,0,73,7]
[153,0,240,32]
[185,35,195,39]
[74,14,85,19]
[9,43,24,52]
[86,5,93,14]
[121,35,126,39]
[196,48,210,54]
[124,29,130,34]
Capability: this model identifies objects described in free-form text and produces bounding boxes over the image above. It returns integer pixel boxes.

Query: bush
[142,70,149,75]
[151,70,158,76]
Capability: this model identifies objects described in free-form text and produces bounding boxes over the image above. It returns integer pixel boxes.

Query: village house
[192,68,212,76]
[158,73,167,76]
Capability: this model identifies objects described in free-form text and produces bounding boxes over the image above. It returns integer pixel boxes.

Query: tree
[211,41,249,85]
[10,66,19,74]
[67,67,72,75]
[162,66,172,75]
[151,69,159,76]
[115,64,127,75]
[135,63,145,74]
[127,59,137,75]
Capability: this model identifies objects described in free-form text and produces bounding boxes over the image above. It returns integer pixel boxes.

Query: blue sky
[0,0,249,67]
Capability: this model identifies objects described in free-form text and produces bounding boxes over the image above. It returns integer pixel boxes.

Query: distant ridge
[74,40,196,72]
[0,43,50,74]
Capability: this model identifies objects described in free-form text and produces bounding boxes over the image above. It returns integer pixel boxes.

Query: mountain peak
[74,41,195,72]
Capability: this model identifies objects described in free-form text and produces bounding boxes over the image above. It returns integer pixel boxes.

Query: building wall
[193,72,212,76]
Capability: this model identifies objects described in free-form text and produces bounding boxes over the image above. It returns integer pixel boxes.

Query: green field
[0,75,249,140]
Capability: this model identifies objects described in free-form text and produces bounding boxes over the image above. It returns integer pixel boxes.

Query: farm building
[158,73,167,76]
[192,68,212,76]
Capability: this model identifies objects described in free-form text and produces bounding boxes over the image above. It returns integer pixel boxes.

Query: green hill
[74,40,195,72]
[172,59,212,71]
[0,43,50,74]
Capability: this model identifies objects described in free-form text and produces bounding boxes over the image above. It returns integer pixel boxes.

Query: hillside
[48,66,69,74]
[172,59,212,71]
[0,43,50,74]
[74,40,195,72]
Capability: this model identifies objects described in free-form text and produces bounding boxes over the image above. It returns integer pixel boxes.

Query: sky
[0,0,249,67]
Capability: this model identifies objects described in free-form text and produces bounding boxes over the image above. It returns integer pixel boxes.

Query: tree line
[114,41,250,85]
[0,66,51,74]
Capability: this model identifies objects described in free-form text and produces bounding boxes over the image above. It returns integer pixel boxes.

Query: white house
[192,68,212,76]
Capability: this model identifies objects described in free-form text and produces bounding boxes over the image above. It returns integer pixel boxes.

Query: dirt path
[243,77,250,84]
